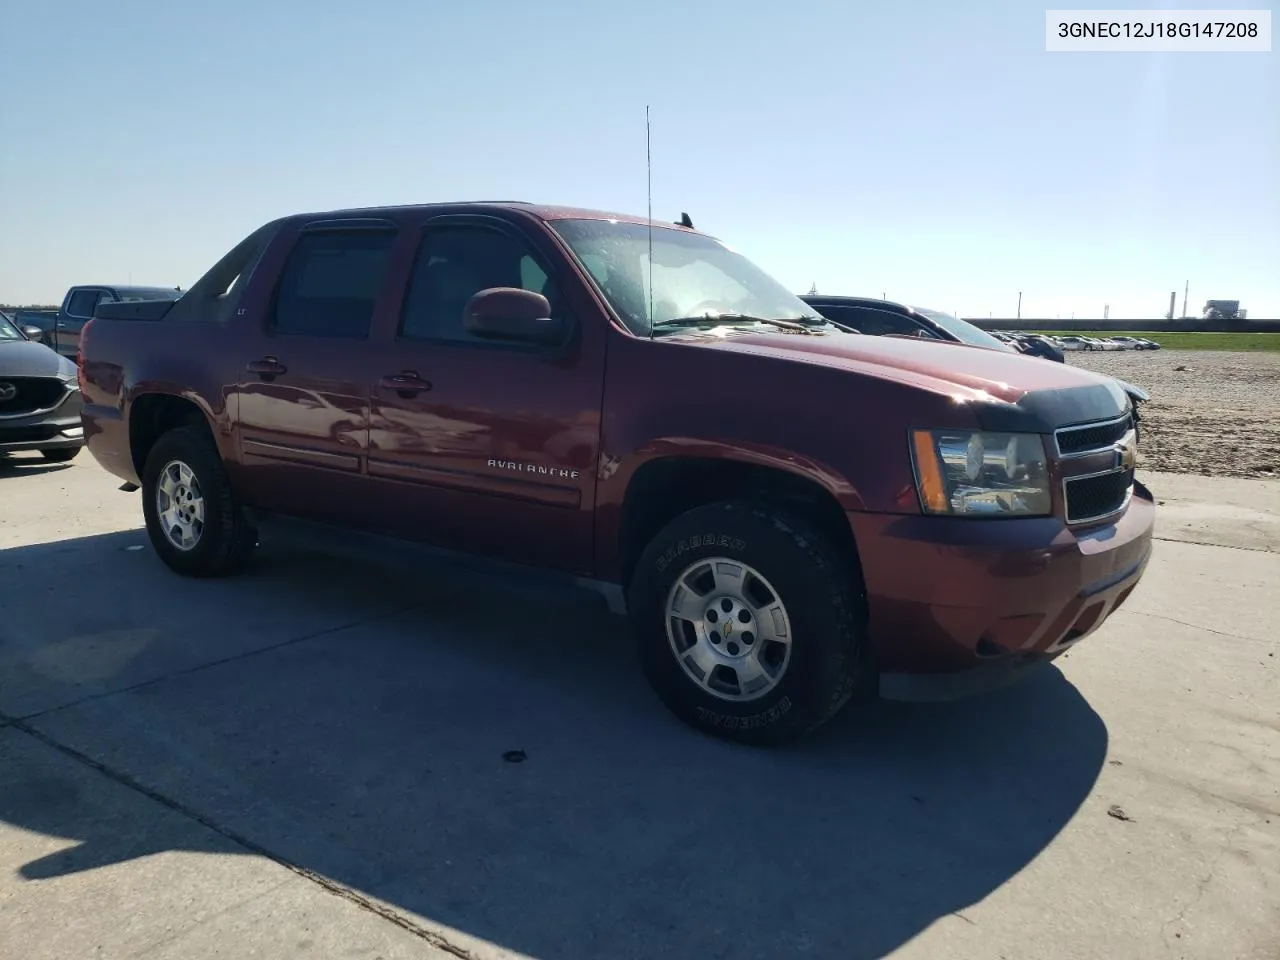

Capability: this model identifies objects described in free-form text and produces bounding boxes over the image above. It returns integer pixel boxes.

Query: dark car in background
[799,296,1015,353]
[51,284,182,359]
[800,296,1067,361]
[801,295,1148,440]
[0,310,84,462]
[7,309,59,348]
[1009,333,1066,363]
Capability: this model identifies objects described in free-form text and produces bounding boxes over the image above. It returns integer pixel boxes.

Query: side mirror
[21,325,44,341]
[465,287,565,346]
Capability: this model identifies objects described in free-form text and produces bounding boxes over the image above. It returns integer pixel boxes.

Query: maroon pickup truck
[79,202,1155,744]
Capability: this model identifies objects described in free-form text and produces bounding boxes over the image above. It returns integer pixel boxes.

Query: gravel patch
[1067,349,1280,480]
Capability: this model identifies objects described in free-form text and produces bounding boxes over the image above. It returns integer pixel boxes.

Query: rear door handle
[378,372,432,398]
[247,358,287,380]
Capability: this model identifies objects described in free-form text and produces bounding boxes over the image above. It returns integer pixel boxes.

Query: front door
[363,215,606,575]
[56,288,115,358]
[231,223,398,527]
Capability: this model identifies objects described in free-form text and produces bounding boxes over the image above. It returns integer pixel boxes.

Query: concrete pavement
[1,453,1277,959]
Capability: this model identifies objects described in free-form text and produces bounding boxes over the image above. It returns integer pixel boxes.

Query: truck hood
[0,338,75,378]
[680,328,1131,431]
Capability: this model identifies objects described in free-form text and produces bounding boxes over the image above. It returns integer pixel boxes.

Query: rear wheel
[39,447,80,463]
[141,425,256,577]
[628,500,867,745]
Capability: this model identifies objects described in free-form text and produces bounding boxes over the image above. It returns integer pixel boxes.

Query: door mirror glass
[21,325,44,341]
[465,287,564,346]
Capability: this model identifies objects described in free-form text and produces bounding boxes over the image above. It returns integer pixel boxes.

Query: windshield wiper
[798,313,861,335]
[652,314,822,335]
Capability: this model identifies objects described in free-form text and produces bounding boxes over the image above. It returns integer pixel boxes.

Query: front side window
[270,229,396,338]
[66,289,104,317]
[0,313,21,340]
[846,308,930,338]
[399,224,563,343]
[549,219,818,336]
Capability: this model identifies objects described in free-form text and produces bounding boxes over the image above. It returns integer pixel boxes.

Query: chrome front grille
[1055,413,1137,524]
[1065,468,1134,524]
[1054,412,1133,457]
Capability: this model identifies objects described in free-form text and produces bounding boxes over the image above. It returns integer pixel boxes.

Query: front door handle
[379,372,432,398]
[247,357,287,381]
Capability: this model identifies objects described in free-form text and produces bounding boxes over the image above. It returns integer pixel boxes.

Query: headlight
[910,429,1052,516]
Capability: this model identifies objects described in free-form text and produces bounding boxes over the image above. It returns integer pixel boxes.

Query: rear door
[230,221,399,527]
[362,214,606,575]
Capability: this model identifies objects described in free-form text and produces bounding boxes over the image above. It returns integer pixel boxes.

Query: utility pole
[1016,292,1022,320]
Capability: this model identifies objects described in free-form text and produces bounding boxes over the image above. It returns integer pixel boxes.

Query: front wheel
[140,425,256,577]
[628,501,867,745]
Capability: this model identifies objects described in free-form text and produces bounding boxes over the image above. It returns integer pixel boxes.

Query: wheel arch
[609,446,865,591]
[127,391,219,480]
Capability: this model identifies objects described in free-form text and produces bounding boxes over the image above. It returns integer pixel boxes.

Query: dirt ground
[1067,349,1280,480]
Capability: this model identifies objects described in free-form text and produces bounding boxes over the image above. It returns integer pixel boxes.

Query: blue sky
[1,0,1276,319]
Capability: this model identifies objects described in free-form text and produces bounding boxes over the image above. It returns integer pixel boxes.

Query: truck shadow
[0,529,1110,960]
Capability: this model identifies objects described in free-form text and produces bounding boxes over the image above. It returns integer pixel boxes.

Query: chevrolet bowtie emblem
[723,621,734,637]
[1117,443,1136,471]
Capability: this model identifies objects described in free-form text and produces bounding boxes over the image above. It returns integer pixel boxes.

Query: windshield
[0,312,22,340]
[550,219,818,335]
[911,306,1010,351]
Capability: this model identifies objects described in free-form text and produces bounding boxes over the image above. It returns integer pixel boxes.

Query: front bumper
[849,480,1155,700]
[0,388,86,454]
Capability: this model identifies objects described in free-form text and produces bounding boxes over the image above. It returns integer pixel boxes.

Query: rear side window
[270,229,396,338]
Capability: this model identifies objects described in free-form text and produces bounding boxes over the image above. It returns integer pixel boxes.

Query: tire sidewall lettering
[654,533,746,574]
[694,696,792,730]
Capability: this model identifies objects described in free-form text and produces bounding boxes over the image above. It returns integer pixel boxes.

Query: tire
[628,500,867,745]
[140,424,256,577]
[39,447,80,463]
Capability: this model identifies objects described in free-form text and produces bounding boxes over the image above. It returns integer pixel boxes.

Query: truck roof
[802,295,915,315]
[278,201,700,232]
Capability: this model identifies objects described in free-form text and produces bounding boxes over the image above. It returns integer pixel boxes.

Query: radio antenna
[646,105,654,340]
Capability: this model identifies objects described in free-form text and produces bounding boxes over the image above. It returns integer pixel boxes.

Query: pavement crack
[127,878,295,958]
[1123,610,1273,646]
[1152,535,1275,555]
[15,602,428,724]
[6,719,480,960]
[1160,822,1246,946]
